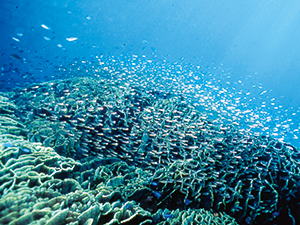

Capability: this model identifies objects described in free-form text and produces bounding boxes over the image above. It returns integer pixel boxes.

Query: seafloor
[0,76,299,225]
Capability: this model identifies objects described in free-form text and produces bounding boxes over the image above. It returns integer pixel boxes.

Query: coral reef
[0,114,152,225]
[0,93,237,224]
[1,76,300,224]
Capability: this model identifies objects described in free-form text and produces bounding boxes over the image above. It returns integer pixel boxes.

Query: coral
[0,134,155,224]
[0,99,153,224]
[153,208,238,225]
[4,76,300,224]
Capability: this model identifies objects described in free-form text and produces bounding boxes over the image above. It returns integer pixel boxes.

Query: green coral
[0,134,153,224]
[0,98,236,224]
[5,76,300,224]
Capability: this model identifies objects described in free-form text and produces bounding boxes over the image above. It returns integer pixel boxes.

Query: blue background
[1,0,300,145]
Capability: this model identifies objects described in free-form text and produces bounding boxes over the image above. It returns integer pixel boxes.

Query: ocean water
[1,1,300,225]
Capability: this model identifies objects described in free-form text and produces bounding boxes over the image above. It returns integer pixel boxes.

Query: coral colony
[0,59,300,224]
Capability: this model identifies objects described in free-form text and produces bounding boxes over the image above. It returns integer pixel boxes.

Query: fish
[163,212,172,219]
[3,142,14,148]
[10,54,22,60]
[41,24,51,30]
[12,37,20,42]
[66,37,78,42]
[184,198,192,205]
[20,147,31,154]
[150,181,159,186]
[153,191,162,198]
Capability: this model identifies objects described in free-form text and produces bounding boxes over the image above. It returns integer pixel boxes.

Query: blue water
[1,1,300,224]
[2,1,300,148]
